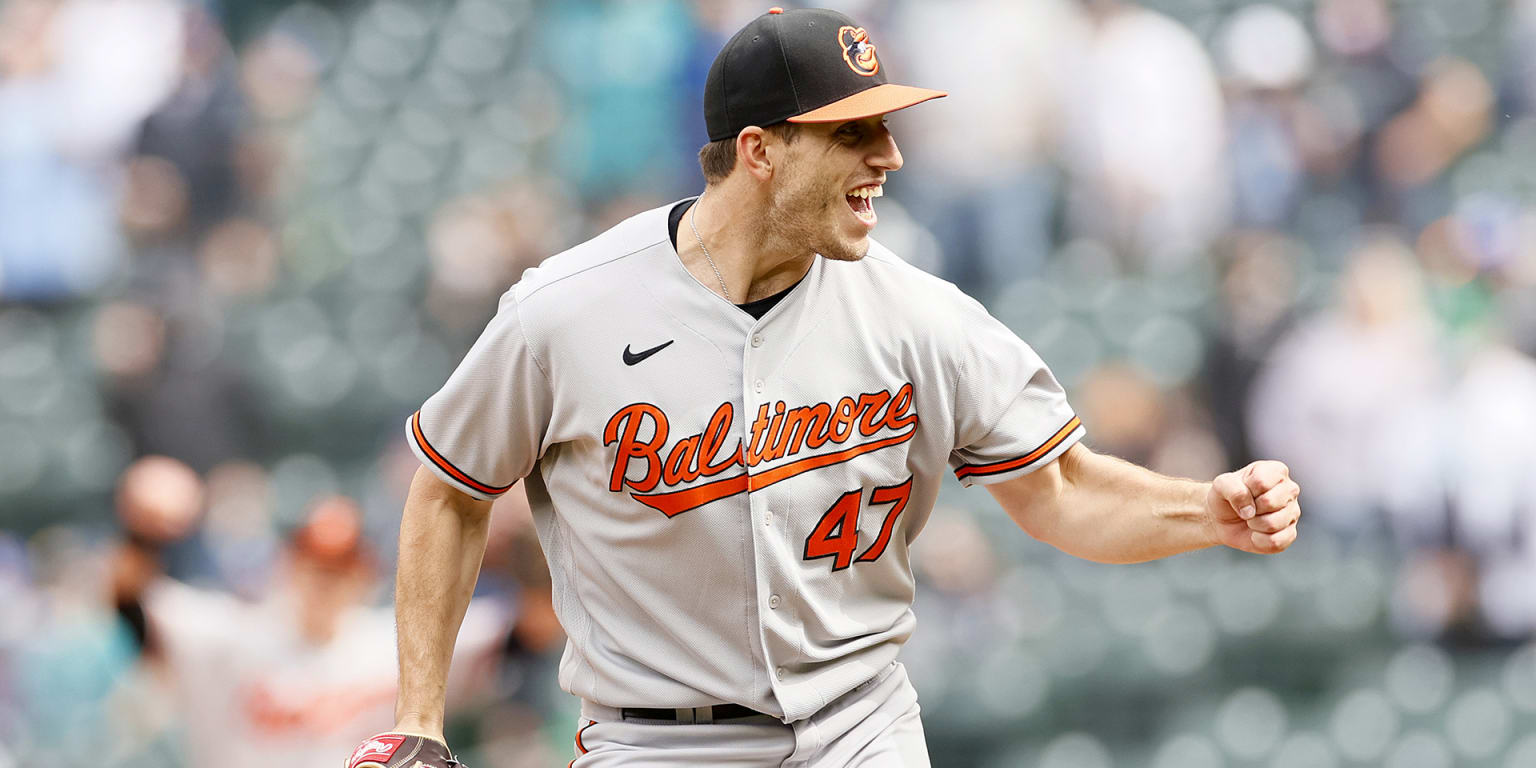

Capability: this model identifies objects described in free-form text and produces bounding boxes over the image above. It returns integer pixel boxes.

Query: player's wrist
[390,713,446,744]
[1196,481,1224,548]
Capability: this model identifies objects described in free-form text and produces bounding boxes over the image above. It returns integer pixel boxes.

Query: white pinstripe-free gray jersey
[407,200,1084,722]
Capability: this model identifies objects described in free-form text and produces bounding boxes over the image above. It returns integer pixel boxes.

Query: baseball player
[348,7,1302,767]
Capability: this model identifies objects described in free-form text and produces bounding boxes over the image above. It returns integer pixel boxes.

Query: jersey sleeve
[407,291,553,500]
[948,295,1085,487]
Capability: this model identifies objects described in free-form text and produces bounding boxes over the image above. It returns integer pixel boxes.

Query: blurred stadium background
[3,0,1536,766]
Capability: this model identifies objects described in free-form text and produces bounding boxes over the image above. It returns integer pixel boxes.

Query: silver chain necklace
[688,192,733,303]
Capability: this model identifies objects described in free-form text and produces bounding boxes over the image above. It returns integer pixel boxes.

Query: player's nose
[868,125,902,172]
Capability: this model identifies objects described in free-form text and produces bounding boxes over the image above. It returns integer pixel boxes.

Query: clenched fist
[346,733,463,768]
[1207,460,1301,555]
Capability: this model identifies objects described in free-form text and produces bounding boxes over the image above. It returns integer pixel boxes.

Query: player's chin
[822,219,872,262]
[820,234,870,262]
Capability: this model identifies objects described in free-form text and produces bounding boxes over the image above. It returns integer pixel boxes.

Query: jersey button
[769,594,781,609]
[754,379,764,393]
[751,334,763,348]
[764,510,773,526]
[776,667,786,680]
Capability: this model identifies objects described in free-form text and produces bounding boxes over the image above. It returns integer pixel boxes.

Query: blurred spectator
[103,3,267,470]
[423,177,583,331]
[1247,232,1442,535]
[1076,362,1166,466]
[133,6,246,237]
[1060,0,1228,262]
[1203,230,1305,465]
[7,524,152,765]
[1432,340,1536,639]
[537,0,696,200]
[1373,57,1493,196]
[0,0,180,299]
[890,0,1088,295]
[1217,5,1315,228]
[104,456,516,768]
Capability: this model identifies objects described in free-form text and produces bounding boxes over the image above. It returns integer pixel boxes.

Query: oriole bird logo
[838,26,879,76]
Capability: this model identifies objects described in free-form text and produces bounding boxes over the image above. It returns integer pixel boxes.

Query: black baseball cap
[704,7,946,142]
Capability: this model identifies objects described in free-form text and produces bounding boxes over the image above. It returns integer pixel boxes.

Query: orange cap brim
[786,83,947,124]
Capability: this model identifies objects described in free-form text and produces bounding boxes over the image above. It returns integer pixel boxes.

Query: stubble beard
[761,168,868,263]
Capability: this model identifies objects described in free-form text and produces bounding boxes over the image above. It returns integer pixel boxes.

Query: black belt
[620,704,771,723]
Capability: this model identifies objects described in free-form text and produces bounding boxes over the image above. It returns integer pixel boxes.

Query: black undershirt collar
[668,199,801,321]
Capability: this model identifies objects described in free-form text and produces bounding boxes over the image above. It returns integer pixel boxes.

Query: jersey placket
[736,258,830,720]
[741,311,799,710]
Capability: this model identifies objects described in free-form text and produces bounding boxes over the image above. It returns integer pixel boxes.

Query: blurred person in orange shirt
[108,456,519,768]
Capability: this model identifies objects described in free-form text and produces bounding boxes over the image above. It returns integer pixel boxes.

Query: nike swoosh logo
[623,340,674,366]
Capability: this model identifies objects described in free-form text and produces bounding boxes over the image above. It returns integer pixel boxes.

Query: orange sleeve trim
[410,411,513,496]
[954,415,1081,480]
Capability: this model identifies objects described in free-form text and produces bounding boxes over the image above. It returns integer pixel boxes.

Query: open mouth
[845,184,882,227]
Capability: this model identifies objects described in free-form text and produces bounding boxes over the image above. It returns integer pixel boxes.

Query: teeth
[848,185,883,199]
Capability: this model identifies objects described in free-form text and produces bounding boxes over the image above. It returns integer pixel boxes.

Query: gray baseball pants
[570,662,929,767]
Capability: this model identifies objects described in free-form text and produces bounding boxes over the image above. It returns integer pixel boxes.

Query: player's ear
[736,126,774,181]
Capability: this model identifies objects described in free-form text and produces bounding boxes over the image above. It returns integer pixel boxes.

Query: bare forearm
[1055,450,1214,562]
[393,467,492,736]
[1005,447,1216,564]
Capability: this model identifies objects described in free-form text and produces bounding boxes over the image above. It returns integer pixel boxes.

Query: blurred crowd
[2,0,1536,766]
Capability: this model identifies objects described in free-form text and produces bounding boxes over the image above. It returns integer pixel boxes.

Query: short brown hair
[698,123,802,183]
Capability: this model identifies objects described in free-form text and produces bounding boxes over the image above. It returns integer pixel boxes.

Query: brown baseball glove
[345,733,463,768]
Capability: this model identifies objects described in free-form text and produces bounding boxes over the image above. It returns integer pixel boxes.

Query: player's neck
[684,184,814,304]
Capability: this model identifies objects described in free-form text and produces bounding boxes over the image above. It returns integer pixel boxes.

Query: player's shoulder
[858,239,965,295]
[508,200,676,308]
[850,239,989,322]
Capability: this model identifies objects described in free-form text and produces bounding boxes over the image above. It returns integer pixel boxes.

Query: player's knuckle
[1241,469,1270,493]
[1219,474,1248,499]
[1258,464,1284,486]
[1250,527,1285,552]
[1251,515,1283,534]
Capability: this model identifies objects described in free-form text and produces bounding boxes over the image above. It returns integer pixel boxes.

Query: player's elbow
[408,467,495,523]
